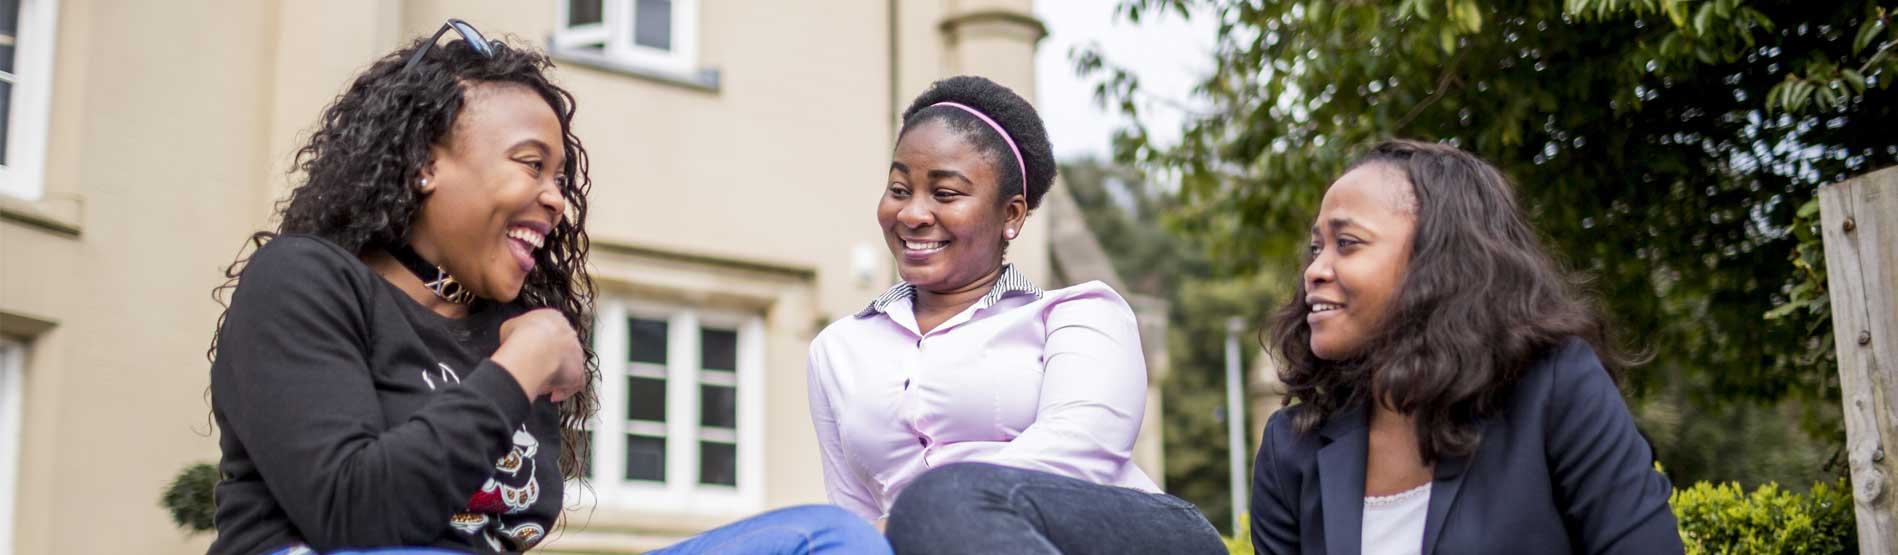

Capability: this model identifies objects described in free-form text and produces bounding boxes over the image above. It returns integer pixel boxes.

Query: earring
[1006,228,1017,239]
[419,177,429,189]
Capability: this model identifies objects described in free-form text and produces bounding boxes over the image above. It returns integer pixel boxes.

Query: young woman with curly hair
[208,20,886,555]
[1248,140,1682,554]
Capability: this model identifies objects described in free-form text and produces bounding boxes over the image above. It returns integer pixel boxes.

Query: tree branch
[1394,48,1471,132]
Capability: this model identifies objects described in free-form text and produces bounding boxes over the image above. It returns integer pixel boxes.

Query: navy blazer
[1250,338,1683,554]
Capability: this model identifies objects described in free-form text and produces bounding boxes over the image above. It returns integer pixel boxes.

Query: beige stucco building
[0,1,1163,553]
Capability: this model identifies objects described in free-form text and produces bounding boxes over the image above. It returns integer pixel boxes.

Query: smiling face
[1304,163,1419,360]
[410,82,568,303]
[879,118,1027,292]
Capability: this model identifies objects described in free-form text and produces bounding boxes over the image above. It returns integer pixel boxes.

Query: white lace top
[1362,483,1431,554]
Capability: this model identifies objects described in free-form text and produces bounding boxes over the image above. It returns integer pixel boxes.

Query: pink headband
[929,101,1026,192]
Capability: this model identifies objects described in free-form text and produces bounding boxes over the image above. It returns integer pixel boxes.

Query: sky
[1033,1,1220,162]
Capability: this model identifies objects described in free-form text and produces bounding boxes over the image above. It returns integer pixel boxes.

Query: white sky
[1034,1,1219,162]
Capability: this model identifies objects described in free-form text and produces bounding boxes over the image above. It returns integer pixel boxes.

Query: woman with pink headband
[805,75,1226,554]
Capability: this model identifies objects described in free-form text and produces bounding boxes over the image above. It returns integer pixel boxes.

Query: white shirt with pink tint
[806,268,1160,520]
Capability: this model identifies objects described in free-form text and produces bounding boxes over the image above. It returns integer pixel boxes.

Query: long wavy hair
[209,35,598,481]
[1267,139,1642,463]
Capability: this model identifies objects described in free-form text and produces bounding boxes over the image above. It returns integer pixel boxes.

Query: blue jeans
[648,504,892,555]
[884,463,1226,555]
[268,505,887,555]
[267,548,464,555]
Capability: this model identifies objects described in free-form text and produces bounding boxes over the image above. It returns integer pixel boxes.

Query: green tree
[1062,159,1279,533]
[1078,0,1898,489]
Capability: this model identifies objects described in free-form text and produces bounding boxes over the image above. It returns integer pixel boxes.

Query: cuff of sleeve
[467,359,534,427]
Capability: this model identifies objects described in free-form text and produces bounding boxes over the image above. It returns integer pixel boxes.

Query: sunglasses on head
[403,18,498,72]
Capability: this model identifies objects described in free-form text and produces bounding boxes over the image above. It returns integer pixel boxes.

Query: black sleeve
[215,238,532,550]
[1250,409,1301,555]
[1542,339,1684,554]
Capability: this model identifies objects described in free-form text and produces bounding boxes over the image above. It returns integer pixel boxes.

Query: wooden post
[1820,165,1898,554]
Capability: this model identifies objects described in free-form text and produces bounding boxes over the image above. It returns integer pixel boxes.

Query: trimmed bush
[1225,517,1252,555]
[163,462,218,533]
[1673,477,1857,555]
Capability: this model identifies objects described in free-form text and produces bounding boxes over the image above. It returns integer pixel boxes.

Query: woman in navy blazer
[1250,140,1682,554]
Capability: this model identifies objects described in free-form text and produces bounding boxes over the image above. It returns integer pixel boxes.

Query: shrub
[1225,516,1251,555]
[1673,477,1857,555]
[162,461,218,533]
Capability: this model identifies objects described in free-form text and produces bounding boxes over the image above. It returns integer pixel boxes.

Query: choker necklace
[390,243,475,305]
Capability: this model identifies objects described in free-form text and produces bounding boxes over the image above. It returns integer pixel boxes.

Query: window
[0,339,23,555]
[554,0,698,76]
[573,298,762,515]
[0,0,58,200]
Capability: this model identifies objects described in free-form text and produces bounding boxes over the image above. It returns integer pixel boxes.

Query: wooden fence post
[1820,165,1898,554]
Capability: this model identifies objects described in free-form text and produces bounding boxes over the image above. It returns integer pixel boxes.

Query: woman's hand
[493,309,586,402]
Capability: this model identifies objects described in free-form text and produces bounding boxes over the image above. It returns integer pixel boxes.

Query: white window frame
[0,338,24,555]
[0,0,60,201]
[553,0,699,76]
[574,298,764,516]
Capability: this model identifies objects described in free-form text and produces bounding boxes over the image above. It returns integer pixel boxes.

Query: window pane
[699,441,736,486]
[628,317,668,364]
[575,429,593,479]
[626,376,666,422]
[700,328,736,371]
[625,435,665,482]
[700,384,736,429]
[0,0,16,76]
[0,0,16,35]
[566,0,603,27]
[633,0,673,51]
[0,80,12,165]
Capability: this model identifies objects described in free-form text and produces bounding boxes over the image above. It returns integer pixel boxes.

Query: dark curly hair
[1267,139,1642,464]
[899,75,1056,209]
[209,35,598,481]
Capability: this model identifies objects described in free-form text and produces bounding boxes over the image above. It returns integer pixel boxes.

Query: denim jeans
[268,548,465,555]
[884,463,1226,555]
[270,505,888,555]
[648,504,892,555]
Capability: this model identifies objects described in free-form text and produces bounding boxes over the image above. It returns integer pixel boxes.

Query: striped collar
[856,263,1043,317]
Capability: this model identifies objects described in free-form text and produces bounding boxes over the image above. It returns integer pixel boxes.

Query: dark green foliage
[163,462,217,534]
[1078,0,1898,490]
[1062,158,1278,534]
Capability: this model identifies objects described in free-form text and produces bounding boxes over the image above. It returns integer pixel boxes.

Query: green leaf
[1665,0,1689,28]
[1453,0,1484,33]
[1693,2,1715,36]
[1796,197,1821,219]
[1566,0,1590,17]
[1439,26,1459,53]
[1843,69,1866,92]
[1747,8,1775,32]
[1788,80,1816,110]
[1856,18,1886,54]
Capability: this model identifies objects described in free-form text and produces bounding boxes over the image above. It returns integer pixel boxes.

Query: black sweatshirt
[209,235,562,554]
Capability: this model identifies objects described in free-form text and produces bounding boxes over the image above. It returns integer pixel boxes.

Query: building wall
[0,1,1092,553]
[1,1,284,552]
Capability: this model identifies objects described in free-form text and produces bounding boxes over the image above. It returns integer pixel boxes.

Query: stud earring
[1006,228,1017,239]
